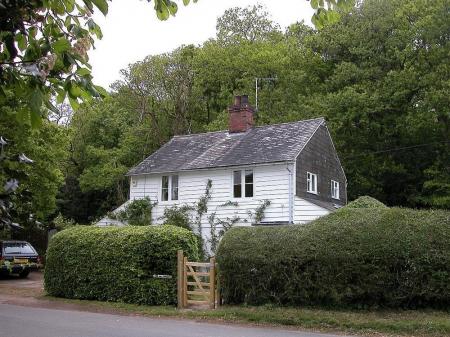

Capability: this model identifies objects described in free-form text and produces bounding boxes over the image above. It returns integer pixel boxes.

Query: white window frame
[307,172,318,194]
[331,180,340,200]
[232,169,254,199]
[161,175,179,202]
[131,177,138,188]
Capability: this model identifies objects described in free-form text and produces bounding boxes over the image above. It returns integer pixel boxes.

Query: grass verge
[43,296,449,337]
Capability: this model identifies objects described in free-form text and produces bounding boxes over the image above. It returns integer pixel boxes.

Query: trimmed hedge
[216,208,450,309]
[346,196,388,208]
[45,225,199,305]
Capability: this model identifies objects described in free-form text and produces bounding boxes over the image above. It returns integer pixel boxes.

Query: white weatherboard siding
[293,197,330,224]
[129,162,330,245]
[130,163,290,227]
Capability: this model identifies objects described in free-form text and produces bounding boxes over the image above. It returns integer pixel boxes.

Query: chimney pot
[234,95,241,106]
[241,95,249,105]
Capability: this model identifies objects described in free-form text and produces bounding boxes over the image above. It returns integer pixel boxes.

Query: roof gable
[127,117,325,175]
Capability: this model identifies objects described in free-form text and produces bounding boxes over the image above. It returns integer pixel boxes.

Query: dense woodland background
[1,0,449,227]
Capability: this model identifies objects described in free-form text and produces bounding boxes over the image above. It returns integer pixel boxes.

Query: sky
[89,1,315,88]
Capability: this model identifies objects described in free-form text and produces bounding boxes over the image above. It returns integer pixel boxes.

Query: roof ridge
[172,129,227,138]
[172,117,325,139]
[252,116,325,130]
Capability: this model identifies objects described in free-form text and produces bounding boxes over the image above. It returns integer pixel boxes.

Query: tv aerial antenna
[255,77,278,111]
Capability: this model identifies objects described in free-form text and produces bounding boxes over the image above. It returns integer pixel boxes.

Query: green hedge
[216,208,450,309]
[346,196,388,208]
[45,225,199,305]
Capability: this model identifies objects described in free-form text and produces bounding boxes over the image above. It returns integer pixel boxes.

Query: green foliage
[114,197,155,226]
[216,207,450,309]
[44,225,199,305]
[0,0,195,127]
[161,204,194,230]
[310,0,356,29]
[253,199,271,223]
[346,196,388,209]
[0,113,67,227]
[52,213,76,231]
[216,5,282,44]
[195,179,212,232]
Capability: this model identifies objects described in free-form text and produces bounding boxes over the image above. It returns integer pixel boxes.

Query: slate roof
[127,117,325,175]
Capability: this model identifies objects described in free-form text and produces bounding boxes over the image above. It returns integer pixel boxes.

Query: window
[161,175,179,201]
[233,170,242,198]
[161,176,169,201]
[233,169,253,198]
[307,172,317,194]
[245,170,254,197]
[331,180,340,199]
[131,178,137,187]
[171,175,179,201]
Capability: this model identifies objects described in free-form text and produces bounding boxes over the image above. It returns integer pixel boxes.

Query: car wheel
[19,270,30,278]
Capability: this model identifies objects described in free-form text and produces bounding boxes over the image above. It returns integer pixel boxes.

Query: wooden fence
[177,250,217,309]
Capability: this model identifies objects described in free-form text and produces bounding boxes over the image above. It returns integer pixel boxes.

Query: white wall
[129,162,330,248]
[293,197,330,223]
[130,163,289,223]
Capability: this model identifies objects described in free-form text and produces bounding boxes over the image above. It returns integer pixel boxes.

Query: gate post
[177,250,183,309]
[209,256,216,309]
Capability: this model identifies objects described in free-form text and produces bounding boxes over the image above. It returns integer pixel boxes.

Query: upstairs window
[331,180,340,199]
[171,175,179,201]
[233,170,242,198]
[233,169,254,198]
[245,170,254,197]
[307,172,317,194]
[161,175,179,201]
[161,176,169,201]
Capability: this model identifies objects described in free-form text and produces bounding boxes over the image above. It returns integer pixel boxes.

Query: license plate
[13,258,28,264]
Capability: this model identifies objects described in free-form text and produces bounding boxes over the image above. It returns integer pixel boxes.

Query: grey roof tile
[127,117,325,175]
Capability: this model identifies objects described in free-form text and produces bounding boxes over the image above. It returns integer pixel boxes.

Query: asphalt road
[0,304,351,337]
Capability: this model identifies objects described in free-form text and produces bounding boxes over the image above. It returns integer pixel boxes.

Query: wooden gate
[177,250,217,309]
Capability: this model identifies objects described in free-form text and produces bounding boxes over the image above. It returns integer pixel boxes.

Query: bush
[346,196,388,208]
[45,225,199,305]
[112,197,155,225]
[161,204,194,230]
[216,207,450,309]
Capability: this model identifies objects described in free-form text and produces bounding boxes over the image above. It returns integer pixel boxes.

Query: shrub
[216,207,450,309]
[113,197,155,225]
[346,196,387,208]
[161,204,194,230]
[45,225,199,305]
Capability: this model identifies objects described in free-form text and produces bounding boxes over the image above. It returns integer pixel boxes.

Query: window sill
[231,197,254,201]
[307,191,318,195]
[159,200,179,205]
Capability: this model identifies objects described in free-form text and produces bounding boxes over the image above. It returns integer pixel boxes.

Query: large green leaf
[29,88,43,114]
[91,0,108,15]
[53,38,71,52]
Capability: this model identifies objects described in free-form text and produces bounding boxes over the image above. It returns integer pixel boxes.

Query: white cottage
[99,95,347,247]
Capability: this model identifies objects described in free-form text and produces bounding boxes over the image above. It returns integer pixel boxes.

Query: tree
[301,0,450,207]
[0,113,68,230]
[0,0,196,128]
[216,5,282,44]
[0,0,196,230]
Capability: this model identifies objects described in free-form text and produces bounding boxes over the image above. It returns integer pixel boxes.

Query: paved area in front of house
[0,303,353,337]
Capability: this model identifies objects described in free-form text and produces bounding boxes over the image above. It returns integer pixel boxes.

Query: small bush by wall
[216,207,450,309]
[45,225,199,305]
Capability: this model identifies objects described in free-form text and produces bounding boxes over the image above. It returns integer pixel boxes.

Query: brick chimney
[228,95,254,133]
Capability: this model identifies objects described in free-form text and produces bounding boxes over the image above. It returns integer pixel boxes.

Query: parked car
[0,240,42,278]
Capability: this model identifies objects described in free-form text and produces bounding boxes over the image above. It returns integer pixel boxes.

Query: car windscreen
[3,242,36,255]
